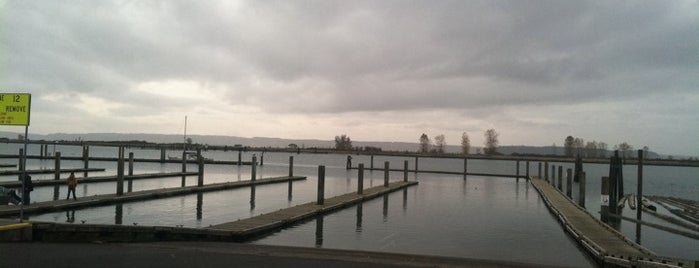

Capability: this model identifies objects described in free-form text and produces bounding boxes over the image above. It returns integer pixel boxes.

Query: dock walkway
[207,181,417,241]
[0,171,199,188]
[0,176,305,217]
[0,168,105,176]
[530,177,694,267]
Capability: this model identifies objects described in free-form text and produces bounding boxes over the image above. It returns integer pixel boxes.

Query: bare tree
[334,134,352,150]
[484,129,499,155]
[643,146,649,159]
[573,137,584,155]
[585,141,598,158]
[461,132,470,155]
[564,136,575,157]
[615,142,633,159]
[419,133,430,153]
[434,134,446,154]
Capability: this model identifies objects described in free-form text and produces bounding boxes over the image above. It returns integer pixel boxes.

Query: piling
[53,152,61,200]
[557,166,563,191]
[237,151,242,166]
[403,160,408,182]
[578,172,586,208]
[346,155,352,169]
[551,165,555,187]
[82,145,89,178]
[538,162,542,178]
[370,155,374,170]
[544,162,549,182]
[198,149,204,187]
[601,176,610,223]
[566,168,572,198]
[317,165,325,205]
[288,156,294,177]
[415,156,419,172]
[116,147,124,196]
[463,158,468,179]
[128,152,134,192]
[384,161,390,187]
[18,149,23,181]
[181,150,187,187]
[260,152,264,166]
[251,155,257,181]
[526,161,530,178]
[637,150,643,221]
[516,160,520,181]
[358,164,364,194]
[160,147,166,163]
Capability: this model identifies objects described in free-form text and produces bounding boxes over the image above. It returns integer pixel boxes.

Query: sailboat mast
[184,115,188,151]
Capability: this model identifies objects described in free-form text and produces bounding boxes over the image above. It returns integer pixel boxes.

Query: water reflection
[382,195,389,221]
[66,210,75,223]
[287,181,293,203]
[635,222,642,245]
[115,203,123,225]
[250,185,256,212]
[315,216,323,247]
[402,188,407,211]
[356,203,363,232]
[53,185,60,201]
[196,193,203,220]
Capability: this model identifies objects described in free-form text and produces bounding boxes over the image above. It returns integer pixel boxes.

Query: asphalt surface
[0,242,572,268]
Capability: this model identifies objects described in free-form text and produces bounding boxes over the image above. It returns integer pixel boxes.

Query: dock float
[0,164,16,168]
[207,181,418,241]
[0,168,105,176]
[530,177,694,267]
[0,172,199,188]
[0,176,306,217]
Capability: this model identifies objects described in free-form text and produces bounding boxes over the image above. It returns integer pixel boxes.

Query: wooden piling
[578,172,586,208]
[260,152,264,166]
[181,150,187,187]
[128,152,134,192]
[526,161,530,178]
[116,147,124,196]
[463,158,468,179]
[83,145,89,178]
[404,160,408,182]
[370,155,374,170]
[637,150,643,221]
[538,162,542,178]
[251,155,257,182]
[198,149,204,187]
[384,161,389,187]
[558,166,563,191]
[551,164,556,187]
[238,151,242,166]
[566,168,572,198]
[160,147,166,163]
[544,162,549,182]
[516,160,520,180]
[415,156,419,172]
[358,164,364,194]
[288,156,294,177]
[317,165,325,205]
[601,176,610,223]
[53,152,61,200]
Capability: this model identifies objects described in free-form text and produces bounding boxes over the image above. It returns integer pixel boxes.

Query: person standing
[22,174,33,204]
[66,172,78,200]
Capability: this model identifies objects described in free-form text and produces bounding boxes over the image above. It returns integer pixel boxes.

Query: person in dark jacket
[22,174,33,204]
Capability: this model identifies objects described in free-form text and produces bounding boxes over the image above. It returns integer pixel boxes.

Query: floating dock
[0,171,199,188]
[530,177,694,267]
[0,168,105,176]
[0,176,305,217]
[207,181,418,241]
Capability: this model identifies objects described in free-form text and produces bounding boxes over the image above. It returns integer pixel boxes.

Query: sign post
[1,93,32,222]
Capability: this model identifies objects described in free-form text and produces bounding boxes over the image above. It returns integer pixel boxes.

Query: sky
[1,1,698,156]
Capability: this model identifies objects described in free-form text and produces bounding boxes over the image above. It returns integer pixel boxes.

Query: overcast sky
[1,1,698,156]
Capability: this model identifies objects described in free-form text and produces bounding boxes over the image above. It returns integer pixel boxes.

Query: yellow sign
[0,93,31,126]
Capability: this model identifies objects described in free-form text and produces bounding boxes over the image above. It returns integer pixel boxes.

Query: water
[2,143,697,265]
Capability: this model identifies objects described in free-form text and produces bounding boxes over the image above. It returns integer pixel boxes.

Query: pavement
[0,242,571,268]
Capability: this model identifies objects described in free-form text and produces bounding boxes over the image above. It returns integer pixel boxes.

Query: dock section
[207,181,418,241]
[0,176,305,217]
[530,177,694,267]
[0,168,105,176]
[0,171,199,188]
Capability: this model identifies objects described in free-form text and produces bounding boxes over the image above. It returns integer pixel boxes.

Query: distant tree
[573,137,584,155]
[552,143,557,155]
[615,142,633,159]
[484,129,499,155]
[585,141,598,158]
[434,134,446,154]
[642,146,649,159]
[598,142,608,158]
[564,136,575,157]
[419,133,430,153]
[186,137,193,145]
[461,132,470,155]
[334,134,352,150]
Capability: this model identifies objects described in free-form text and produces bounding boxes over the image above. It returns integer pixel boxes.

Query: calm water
[2,143,697,265]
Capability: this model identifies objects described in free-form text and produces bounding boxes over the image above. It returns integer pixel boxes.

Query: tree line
[564,135,649,159]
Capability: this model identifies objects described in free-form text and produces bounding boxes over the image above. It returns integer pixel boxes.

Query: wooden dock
[530,177,694,267]
[0,168,106,176]
[347,166,524,178]
[0,176,306,217]
[0,171,199,188]
[207,181,418,241]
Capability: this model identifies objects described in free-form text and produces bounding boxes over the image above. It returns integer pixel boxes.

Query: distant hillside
[0,131,663,159]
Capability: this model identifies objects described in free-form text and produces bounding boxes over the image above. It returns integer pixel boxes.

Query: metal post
[18,148,23,180]
[578,172,586,208]
[317,165,325,205]
[566,168,572,198]
[384,161,389,187]
[251,155,257,181]
[637,150,643,221]
[601,176,610,223]
[289,156,294,177]
[358,164,364,194]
